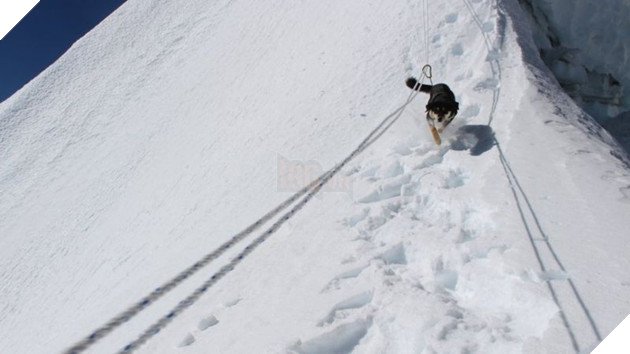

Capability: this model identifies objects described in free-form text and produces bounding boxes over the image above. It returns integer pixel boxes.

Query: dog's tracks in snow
[174,301,230,348]
[285,124,557,353]
[284,1,562,352]
[173,1,558,352]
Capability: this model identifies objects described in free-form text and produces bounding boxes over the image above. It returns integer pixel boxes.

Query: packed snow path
[1,0,629,353]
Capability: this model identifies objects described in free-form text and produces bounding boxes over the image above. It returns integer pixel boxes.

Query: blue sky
[0,0,125,102]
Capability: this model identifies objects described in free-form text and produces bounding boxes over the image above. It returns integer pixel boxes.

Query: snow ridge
[162,2,567,353]
[1,0,630,353]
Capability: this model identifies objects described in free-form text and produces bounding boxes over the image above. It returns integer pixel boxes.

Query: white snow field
[1,0,629,353]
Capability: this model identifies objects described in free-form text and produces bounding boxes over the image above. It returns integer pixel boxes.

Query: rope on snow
[65,72,430,354]
[117,78,428,353]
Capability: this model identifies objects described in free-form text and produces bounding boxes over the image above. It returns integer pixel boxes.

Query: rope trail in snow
[461,0,503,126]
[65,74,428,354]
[496,142,580,352]
[463,0,602,349]
[64,171,328,354]
[496,141,602,352]
[423,0,430,66]
[118,84,425,354]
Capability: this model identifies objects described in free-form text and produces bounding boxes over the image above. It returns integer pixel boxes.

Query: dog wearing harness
[406,77,459,145]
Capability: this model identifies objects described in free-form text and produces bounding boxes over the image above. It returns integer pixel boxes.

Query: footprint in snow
[412,148,448,170]
[360,215,388,232]
[458,104,481,119]
[474,77,499,91]
[351,203,402,233]
[443,168,469,189]
[454,206,493,245]
[375,243,407,265]
[321,264,368,292]
[342,208,370,227]
[223,297,241,307]
[177,333,195,348]
[456,228,476,244]
[289,318,372,354]
[434,270,459,291]
[177,315,219,349]
[451,43,464,56]
[198,315,219,331]
[432,257,459,291]
[445,13,458,23]
[376,160,404,179]
[358,165,379,179]
[356,174,411,204]
[317,291,373,326]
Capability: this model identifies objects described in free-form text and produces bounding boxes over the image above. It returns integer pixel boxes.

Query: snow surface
[1,0,630,353]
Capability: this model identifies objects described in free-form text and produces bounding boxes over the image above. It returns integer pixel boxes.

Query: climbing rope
[64,171,329,354]
[423,0,430,66]
[65,72,429,354]
[457,0,600,347]
[422,64,433,85]
[117,77,427,353]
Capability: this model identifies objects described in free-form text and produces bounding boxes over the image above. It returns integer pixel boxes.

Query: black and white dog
[406,77,459,135]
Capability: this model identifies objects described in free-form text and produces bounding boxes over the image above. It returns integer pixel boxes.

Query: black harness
[424,83,459,113]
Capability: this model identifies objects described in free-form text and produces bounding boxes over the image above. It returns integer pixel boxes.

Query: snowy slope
[1,0,629,353]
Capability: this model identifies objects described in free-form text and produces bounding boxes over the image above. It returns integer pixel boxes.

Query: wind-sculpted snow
[519,0,630,139]
[0,0,629,353]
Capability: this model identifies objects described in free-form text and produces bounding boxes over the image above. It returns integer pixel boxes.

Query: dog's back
[425,84,458,132]
[426,84,458,112]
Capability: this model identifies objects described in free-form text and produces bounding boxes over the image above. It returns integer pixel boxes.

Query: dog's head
[427,105,455,123]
